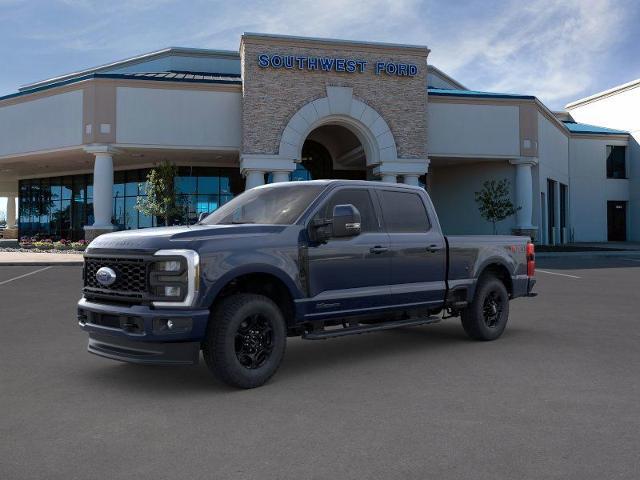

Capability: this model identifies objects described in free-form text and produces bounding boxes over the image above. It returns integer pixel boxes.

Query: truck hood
[86,224,287,252]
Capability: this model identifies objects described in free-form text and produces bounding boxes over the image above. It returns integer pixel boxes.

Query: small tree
[474,179,519,234]
[136,161,182,226]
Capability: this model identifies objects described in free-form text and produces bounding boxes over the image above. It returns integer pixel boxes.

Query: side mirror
[197,212,209,223]
[331,204,361,237]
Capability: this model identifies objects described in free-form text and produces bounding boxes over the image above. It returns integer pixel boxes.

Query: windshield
[201,184,325,225]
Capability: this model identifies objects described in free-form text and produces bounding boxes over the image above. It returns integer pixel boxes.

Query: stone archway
[278,86,398,167]
[240,85,429,188]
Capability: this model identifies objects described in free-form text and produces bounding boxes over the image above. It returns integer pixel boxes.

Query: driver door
[304,187,391,318]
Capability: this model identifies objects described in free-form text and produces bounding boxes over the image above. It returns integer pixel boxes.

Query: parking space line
[0,266,52,286]
[536,269,581,279]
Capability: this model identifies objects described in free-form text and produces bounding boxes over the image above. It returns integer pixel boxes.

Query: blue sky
[1,0,640,215]
[1,0,639,109]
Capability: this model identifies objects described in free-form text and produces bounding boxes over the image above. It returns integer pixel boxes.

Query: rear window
[378,190,430,233]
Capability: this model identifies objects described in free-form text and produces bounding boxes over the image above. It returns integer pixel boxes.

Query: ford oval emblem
[96,267,117,287]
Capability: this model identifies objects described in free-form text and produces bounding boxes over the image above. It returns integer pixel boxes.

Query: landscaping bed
[0,237,88,254]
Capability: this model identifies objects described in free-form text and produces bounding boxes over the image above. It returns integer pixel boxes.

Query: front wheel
[203,293,287,388]
[461,275,510,341]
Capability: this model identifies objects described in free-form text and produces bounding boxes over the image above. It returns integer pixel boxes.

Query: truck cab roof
[255,179,424,192]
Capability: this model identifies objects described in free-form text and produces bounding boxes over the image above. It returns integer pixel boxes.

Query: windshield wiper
[230,220,255,224]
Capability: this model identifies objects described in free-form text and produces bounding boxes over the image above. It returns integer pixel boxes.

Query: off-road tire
[203,293,286,388]
[461,275,510,341]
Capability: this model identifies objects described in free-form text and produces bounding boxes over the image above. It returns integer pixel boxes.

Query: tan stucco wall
[240,35,429,160]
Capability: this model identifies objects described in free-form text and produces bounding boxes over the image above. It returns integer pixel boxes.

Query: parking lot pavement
[1,259,639,480]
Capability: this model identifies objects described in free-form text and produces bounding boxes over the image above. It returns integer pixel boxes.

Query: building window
[18,166,243,240]
[606,145,626,179]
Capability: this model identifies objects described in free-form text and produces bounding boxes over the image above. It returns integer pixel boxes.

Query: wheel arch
[475,261,514,297]
[202,265,301,327]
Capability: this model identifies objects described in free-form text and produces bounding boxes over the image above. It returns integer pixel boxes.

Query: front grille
[84,256,149,302]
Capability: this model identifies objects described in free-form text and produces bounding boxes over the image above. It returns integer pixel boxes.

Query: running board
[302,316,441,340]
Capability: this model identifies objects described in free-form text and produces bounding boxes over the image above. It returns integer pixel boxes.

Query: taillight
[526,242,535,277]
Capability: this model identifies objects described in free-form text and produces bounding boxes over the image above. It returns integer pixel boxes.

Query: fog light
[158,260,181,272]
[164,286,181,297]
[153,317,193,334]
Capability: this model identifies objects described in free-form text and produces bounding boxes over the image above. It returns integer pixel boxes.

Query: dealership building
[0,33,637,243]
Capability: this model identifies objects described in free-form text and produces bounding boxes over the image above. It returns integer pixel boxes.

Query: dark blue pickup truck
[78,180,536,388]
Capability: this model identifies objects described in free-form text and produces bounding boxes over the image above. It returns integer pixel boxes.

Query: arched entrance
[241,86,429,189]
[299,124,368,180]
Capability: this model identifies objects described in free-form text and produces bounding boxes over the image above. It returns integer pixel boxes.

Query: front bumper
[78,298,210,365]
[88,332,200,365]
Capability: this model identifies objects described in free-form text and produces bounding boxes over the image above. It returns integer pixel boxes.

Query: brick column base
[1,228,18,239]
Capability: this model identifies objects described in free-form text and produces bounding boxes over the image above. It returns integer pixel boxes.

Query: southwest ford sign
[257,54,418,77]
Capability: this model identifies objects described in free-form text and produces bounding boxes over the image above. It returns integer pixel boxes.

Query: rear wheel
[461,275,509,341]
[203,293,286,388]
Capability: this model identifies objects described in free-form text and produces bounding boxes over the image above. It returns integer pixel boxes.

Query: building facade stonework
[240,34,429,162]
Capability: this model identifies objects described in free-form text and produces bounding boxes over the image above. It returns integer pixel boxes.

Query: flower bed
[18,237,88,252]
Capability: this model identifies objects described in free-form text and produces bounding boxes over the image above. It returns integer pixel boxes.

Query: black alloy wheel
[461,275,510,341]
[482,290,504,328]
[235,314,274,369]
[203,293,287,389]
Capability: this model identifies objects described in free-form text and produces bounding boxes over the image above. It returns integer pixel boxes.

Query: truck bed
[446,234,532,300]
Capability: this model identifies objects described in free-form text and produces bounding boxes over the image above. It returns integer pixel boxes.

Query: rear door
[376,188,446,307]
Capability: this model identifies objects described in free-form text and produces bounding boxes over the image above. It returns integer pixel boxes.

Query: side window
[378,190,430,233]
[606,145,626,179]
[316,188,380,233]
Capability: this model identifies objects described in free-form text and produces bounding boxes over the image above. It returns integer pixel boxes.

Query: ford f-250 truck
[78,180,536,388]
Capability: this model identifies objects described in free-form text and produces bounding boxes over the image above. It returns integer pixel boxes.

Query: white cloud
[180,0,631,107]
[2,0,635,109]
[426,0,629,107]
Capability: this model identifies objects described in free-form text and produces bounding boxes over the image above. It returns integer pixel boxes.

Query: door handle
[369,246,389,254]
[426,244,442,253]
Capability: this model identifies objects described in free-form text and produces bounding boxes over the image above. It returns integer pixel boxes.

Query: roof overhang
[19,47,240,93]
[565,78,640,109]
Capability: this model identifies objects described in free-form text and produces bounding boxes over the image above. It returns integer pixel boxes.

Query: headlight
[157,260,182,272]
[151,250,200,308]
[163,286,182,297]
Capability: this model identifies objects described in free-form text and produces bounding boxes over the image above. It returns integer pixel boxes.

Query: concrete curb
[537,251,640,258]
[0,261,83,266]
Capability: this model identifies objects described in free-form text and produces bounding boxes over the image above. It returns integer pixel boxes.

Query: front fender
[199,263,303,308]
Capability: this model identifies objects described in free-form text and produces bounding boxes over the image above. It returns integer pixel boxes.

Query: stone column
[244,170,265,190]
[509,157,538,240]
[6,195,17,229]
[271,171,290,183]
[375,159,429,186]
[402,174,420,186]
[381,174,397,183]
[84,145,117,241]
[240,154,295,191]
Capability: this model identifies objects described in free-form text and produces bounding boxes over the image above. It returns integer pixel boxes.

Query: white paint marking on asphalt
[536,269,581,279]
[0,266,52,286]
